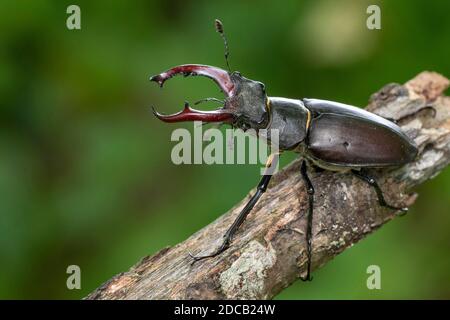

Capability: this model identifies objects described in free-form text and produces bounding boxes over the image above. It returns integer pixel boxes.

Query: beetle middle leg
[194,97,224,105]
[351,169,408,214]
[189,154,279,263]
[300,160,314,281]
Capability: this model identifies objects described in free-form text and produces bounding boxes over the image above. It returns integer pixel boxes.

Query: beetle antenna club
[215,19,231,72]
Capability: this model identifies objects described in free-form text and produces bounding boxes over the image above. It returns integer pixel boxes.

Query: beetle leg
[189,175,272,262]
[189,154,279,263]
[194,97,224,105]
[300,160,314,282]
[351,169,408,214]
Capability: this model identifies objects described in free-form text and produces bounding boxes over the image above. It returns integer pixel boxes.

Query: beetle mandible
[150,20,418,281]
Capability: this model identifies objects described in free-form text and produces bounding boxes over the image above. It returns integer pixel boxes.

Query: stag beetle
[150,20,418,281]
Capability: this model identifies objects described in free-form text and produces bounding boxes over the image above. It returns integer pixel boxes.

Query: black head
[224,72,269,130]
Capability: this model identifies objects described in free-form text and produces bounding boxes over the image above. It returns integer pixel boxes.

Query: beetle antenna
[215,19,231,72]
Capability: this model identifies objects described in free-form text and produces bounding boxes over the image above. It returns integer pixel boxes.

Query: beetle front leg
[300,160,314,281]
[351,169,408,214]
[194,97,224,105]
[189,154,279,263]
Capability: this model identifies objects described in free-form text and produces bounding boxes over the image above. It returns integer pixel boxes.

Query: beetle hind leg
[351,169,408,214]
[194,97,224,105]
[300,160,314,281]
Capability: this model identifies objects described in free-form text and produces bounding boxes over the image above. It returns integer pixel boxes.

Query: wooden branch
[87,72,450,300]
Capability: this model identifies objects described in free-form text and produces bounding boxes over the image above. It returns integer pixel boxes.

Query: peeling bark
[87,72,450,300]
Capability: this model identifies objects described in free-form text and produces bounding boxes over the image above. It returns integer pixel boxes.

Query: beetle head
[224,71,269,130]
[150,64,269,131]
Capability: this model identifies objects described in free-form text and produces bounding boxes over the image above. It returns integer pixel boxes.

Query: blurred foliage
[0,0,449,299]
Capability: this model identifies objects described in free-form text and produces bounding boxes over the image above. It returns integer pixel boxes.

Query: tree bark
[87,72,450,300]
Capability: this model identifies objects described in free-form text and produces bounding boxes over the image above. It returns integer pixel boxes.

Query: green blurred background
[0,0,449,299]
